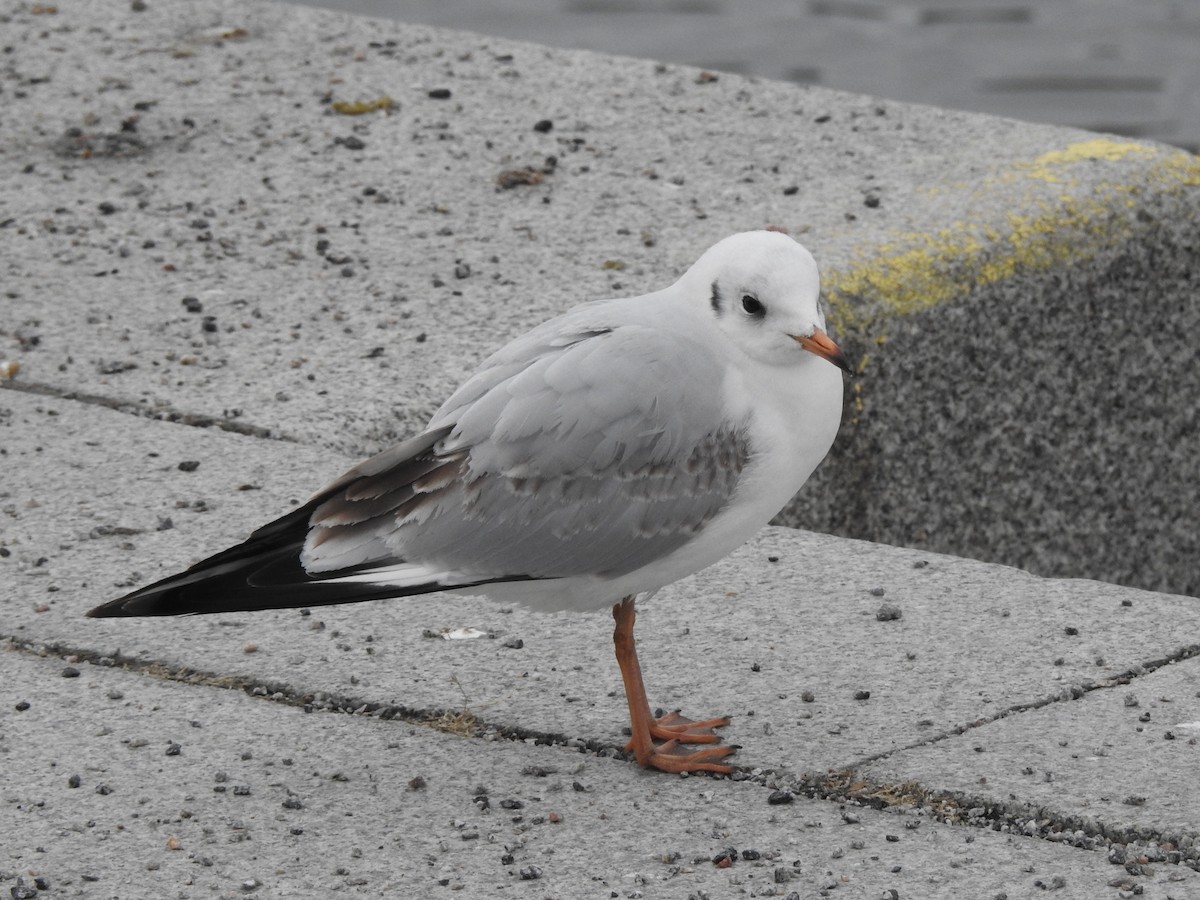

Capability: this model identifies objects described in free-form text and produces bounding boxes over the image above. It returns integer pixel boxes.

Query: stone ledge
[1,0,1196,594]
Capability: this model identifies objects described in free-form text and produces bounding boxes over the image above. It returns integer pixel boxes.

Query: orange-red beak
[793,327,851,373]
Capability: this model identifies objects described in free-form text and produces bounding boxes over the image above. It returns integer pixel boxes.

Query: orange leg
[611,596,736,774]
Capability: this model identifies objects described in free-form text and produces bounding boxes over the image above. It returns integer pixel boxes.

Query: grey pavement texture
[295,0,1200,153]
[4,0,1200,595]
[2,0,1200,897]
[6,388,1200,898]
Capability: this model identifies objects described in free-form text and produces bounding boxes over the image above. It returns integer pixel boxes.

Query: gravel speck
[62,666,81,678]
[712,847,737,867]
[876,603,902,621]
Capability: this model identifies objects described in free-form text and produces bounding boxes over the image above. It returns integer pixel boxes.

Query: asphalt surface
[2,1,1198,897]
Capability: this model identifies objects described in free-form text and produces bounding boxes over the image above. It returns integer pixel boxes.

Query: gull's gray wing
[303,303,752,581]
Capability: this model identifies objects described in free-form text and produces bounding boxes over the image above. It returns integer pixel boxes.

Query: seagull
[89,230,849,774]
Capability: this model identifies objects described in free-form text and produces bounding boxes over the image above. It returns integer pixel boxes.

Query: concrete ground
[296,0,1200,152]
[2,1,1198,897]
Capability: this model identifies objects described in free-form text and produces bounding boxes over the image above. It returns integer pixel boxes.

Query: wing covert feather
[303,303,752,582]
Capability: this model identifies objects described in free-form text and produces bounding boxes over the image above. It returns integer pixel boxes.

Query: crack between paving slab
[850,641,1200,769]
[7,634,1199,876]
[1,379,291,442]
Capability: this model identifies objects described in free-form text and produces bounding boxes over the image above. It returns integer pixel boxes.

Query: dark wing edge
[85,424,510,618]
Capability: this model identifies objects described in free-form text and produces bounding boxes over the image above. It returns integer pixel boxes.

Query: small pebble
[177,460,200,472]
[712,847,737,867]
[875,603,902,621]
[767,790,794,805]
[854,690,871,700]
[62,666,81,678]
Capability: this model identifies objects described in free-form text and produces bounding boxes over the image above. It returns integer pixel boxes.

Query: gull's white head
[681,230,849,372]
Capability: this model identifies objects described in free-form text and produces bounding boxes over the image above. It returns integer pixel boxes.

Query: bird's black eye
[741,294,765,318]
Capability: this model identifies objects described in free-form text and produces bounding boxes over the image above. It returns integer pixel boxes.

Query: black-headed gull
[89,230,849,774]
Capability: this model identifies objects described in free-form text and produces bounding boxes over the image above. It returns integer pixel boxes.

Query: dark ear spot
[710,280,722,315]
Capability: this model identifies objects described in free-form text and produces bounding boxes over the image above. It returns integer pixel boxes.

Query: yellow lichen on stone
[823,139,1198,327]
[1017,137,1156,183]
[331,96,395,115]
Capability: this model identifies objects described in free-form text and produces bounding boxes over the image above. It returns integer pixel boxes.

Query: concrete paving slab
[6,648,1199,899]
[863,655,1200,849]
[5,387,1200,889]
[6,388,1200,772]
